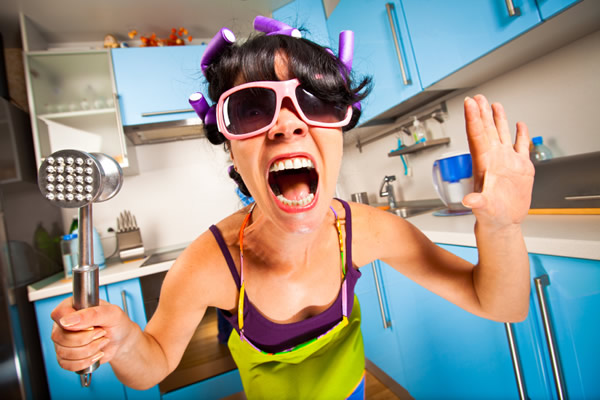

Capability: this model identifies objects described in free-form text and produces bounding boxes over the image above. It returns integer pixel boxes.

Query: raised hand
[462,95,535,229]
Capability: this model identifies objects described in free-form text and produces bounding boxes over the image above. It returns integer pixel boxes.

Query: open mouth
[268,156,318,208]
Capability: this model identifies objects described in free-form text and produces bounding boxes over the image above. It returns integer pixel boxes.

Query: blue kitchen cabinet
[33,278,160,400]
[401,0,542,88]
[161,369,243,400]
[327,0,423,124]
[383,245,518,399]
[536,0,581,20]
[111,46,206,127]
[356,261,407,386]
[511,253,600,400]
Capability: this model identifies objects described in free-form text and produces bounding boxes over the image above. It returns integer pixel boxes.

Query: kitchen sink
[378,199,445,218]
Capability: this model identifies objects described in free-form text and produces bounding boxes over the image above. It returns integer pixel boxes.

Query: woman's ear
[227,141,237,170]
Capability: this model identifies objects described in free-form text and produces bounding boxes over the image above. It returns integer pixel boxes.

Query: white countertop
[28,213,599,302]
[407,212,600,261]
[27,256,174,302]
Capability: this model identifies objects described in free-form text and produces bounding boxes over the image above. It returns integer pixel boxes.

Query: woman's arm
[352,95,533,323]
[50,229,235,390]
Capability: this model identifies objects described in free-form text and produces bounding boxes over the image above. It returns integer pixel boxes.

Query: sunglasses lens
[224,88,276,135]
[295,87,348,123]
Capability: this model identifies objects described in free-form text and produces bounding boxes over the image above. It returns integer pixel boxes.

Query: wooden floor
[160,307,401,399]
[365,370,401,400]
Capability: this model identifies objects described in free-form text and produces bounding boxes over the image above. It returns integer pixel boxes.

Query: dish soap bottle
[530,136,553,162]
[411,116,426,144]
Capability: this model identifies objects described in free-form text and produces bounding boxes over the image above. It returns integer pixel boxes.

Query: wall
[60,138,243,255]
[337,29,600,205]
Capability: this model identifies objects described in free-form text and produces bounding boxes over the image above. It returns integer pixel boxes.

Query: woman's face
[229,54,344,234]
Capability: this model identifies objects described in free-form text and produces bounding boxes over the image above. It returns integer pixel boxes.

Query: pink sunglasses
[216,79,353,140]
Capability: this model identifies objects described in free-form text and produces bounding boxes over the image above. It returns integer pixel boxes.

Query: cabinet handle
[372,262,392,329]
[504,323,528,400]
[121,290,130,318]
[141,108,194,117]
[534,275,567,400]
[505,0,521,17]
[385,3,411,86]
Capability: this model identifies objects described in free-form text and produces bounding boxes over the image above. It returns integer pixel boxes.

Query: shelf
[388,137,450,157]
[37,108,116,121]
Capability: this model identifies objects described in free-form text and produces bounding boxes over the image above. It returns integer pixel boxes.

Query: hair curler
[189,92,210,120]
[254,16,301,37]
[338,30,354,73]
[201,27,236,74]
[38,150,123,387]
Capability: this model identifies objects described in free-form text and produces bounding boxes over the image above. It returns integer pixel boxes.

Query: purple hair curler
[189,92,210,120]
[338,30,354,73]
[254,16,301,37]
[201,27,236,75]
[204,106,217,126]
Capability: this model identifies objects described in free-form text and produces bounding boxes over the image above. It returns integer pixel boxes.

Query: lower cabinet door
[515,254,600,400]
[382,245,519,399]
[161,369,243,400]
[34,288,128,400]
[105,278,160,400]
[356,261,407,386]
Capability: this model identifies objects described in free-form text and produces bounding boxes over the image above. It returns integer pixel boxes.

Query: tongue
[276,171,311,200]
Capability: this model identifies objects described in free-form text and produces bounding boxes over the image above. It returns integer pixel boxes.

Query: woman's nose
[267,98,308,140]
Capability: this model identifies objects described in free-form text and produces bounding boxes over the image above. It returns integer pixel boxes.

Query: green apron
[228,295,365,399]
[230,204,365,399]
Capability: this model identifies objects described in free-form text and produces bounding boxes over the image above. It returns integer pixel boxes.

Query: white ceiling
[0,0,293,49]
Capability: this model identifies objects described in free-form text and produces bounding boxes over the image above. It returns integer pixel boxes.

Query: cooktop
[140,247,185,267]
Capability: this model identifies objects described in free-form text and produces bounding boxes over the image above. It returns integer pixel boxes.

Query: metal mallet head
[38,149,123,387]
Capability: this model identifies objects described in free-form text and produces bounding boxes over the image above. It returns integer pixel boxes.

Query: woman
[50,17,535,399]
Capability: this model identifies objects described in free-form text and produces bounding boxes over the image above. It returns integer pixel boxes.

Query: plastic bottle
[411,116,426,144]
[530,136,553,162]
[67,218,106,270]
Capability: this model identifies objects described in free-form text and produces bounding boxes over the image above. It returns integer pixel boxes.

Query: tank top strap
[209,225,241,289]
[336,198,353,269]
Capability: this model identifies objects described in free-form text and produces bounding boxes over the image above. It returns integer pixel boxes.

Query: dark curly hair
[203,33,371,197]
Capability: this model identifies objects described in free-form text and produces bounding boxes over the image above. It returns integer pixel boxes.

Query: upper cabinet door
[327,0,423,124]
[401,0,542,88]
[536,0,581,20]
[111,46,206,126]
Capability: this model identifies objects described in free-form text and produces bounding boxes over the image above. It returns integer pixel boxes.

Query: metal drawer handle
[372,262,392,329]
[534,275,567,400]
[121,290,130,318]
[141,108,194,117]
[385,3,411,86]
[505,0,521,17]
[565,194,600,201]
[504,323,527,400]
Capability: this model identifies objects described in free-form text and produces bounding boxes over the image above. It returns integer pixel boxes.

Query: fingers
[464,96,489,155]
[491,102,512,145]
[53,328,109,371]
[472,95,501,146]
[514,121,530,155]
[55,301,123,331]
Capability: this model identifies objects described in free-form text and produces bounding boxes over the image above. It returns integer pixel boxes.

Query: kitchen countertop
[28,213,600,302]
[407,212,600,261]
[27,255,175,302]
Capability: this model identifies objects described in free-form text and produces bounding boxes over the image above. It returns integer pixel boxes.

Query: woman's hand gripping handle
[50,297,135,374]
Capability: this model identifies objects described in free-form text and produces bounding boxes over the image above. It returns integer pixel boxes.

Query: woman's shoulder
[161,208,249,310]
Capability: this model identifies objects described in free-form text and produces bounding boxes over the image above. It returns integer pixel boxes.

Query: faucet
[379,175,397,209]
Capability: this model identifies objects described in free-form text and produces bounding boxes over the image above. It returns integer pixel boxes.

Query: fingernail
[464,96,471,102]
[92,330,106,340]
[91,352,104,363]
[60,314,81,327]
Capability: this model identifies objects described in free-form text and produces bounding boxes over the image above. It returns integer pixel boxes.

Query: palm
[463,95,534,228]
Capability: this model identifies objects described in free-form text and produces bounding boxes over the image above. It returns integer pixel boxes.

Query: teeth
[277,193,314,207]
[269,157,314,172]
